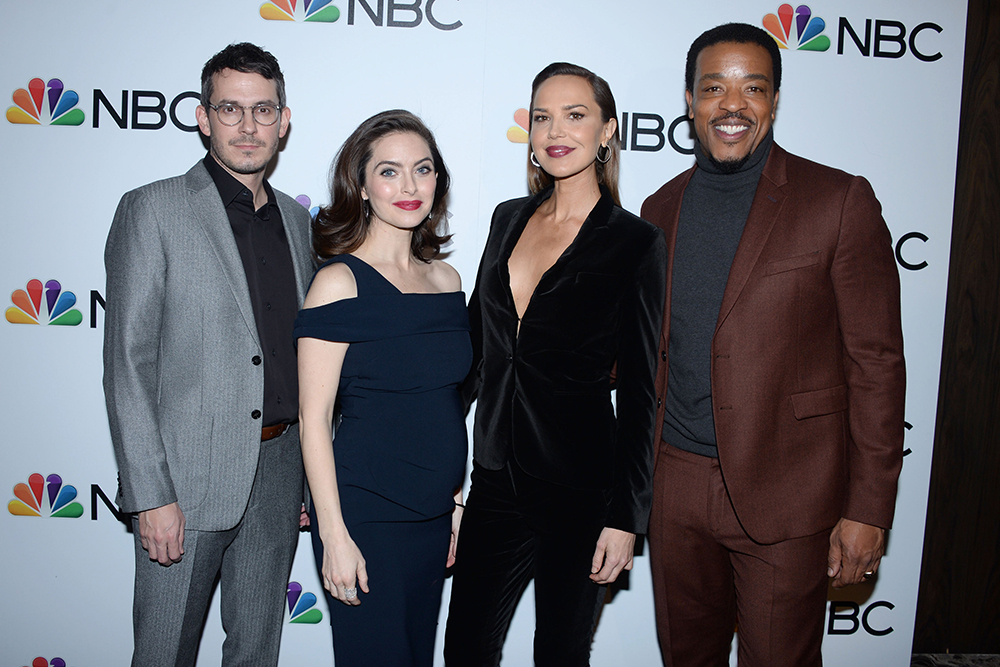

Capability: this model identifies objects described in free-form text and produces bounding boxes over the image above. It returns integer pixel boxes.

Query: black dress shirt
[204,154,299,426]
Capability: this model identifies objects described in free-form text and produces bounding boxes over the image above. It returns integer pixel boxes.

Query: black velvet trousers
[444,461,610,666]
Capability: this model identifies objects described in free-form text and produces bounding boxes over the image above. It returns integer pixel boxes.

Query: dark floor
[912,657,1000,666]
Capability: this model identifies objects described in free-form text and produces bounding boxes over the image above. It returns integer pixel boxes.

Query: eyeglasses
[207,103,282,126]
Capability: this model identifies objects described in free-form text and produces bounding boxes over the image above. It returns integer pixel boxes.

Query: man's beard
[706,151,751,174]
[704,112,755,174]
[210,136,272,175]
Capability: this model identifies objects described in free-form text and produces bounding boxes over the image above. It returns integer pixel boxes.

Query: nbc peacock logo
[7,78,85,126]
[6,279,83,326]
[260,0,340,22]
[506,109,529,144]
[294,194,321,219]
[763,4,831,52]
[9,473,85,518]
[286,582,323,623]
[21,658,66,667]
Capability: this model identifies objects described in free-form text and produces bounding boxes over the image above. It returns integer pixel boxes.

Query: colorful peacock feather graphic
[506,109,529,144]
[9,474,84,518]
[23,658,67,667]
[6,279,83,326]
[260,0,340,22]
[763,4,831,52]
[287,582,323,623]
[294,195,321,219]
[7,78,85,125]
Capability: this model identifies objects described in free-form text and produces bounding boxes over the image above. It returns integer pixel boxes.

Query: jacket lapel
[185,162,260,347]
[715,145,789,333]
[495,188,552,313]
[560,187,614,264]
[655,168,695,335]
[495,186,615,317]
[276,196,311,305]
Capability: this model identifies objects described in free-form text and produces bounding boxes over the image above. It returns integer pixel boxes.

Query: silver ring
[863,571,874,580]
[344,587,358,600]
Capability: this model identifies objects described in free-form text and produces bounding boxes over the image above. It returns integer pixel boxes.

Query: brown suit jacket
[641,144,905,544]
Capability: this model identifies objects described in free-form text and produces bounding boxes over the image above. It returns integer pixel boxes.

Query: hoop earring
[530,151,541,168]
[596,144,611,164]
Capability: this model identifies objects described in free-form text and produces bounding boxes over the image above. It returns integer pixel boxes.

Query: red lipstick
[545,145,573,158]
[393,200,423,211]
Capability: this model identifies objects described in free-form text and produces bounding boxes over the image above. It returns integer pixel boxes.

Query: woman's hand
[589,527,636,584]
[321,530,369,606]
[447,490,464,568]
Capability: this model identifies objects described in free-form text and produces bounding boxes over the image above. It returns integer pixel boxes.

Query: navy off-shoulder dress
[294,253,471,666]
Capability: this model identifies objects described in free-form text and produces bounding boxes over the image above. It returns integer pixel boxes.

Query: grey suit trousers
[131,426,303,667]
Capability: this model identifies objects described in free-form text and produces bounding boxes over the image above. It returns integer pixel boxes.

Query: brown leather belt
[261,423,290,441]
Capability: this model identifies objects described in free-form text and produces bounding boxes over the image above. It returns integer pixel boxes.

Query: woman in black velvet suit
[444,63,667,665]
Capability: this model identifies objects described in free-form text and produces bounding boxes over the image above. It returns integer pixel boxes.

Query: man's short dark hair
[685,23,781,94]
[201,42,286,109]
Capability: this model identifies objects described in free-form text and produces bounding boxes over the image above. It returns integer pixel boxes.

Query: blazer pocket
[764,251,821,276]
[158,405,212,509]
[790,384,848,420]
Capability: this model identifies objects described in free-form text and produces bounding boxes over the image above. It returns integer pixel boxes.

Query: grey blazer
[103,160,314,531]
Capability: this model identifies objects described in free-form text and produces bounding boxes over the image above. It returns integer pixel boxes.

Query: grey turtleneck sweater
[661,130,774,458]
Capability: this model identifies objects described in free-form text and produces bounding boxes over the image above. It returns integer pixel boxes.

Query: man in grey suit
[103,43,314,666]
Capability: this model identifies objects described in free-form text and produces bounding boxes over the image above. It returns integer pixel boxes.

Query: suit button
[251,409,262,420]
[252,355,262,366]
[506,354,513,363]
[657,398,662,408]
[661,350,667,361]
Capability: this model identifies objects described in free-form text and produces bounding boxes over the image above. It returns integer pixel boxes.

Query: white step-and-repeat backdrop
[1,1,967,665]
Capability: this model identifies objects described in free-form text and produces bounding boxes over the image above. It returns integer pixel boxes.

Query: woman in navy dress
[295,110,470,666]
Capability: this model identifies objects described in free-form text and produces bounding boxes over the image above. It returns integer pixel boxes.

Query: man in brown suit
[642,23,905,666]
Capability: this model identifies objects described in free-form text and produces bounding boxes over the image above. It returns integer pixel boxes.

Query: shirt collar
[202,153,277,213]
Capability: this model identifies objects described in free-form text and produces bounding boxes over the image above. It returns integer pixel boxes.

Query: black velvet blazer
[463,186,667,534]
